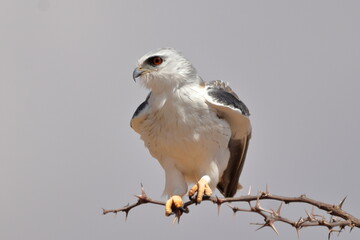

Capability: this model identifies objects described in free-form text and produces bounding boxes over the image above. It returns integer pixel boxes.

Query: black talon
[180,206,189,214]
[188,194,210,204]
[170,204,189,217]
[203,195,211,200]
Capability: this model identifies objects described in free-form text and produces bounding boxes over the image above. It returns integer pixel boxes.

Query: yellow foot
[188,177,213,203]
[165,195,184,216]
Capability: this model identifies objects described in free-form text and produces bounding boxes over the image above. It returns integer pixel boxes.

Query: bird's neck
[148,81,203,111]
[148,74,203,94]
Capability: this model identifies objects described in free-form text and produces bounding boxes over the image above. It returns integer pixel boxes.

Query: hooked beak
[133,68,145,82]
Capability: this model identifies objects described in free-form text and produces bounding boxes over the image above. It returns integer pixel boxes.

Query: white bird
[131,48,251,216]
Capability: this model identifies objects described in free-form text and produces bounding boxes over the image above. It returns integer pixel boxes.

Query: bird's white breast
[138,85,231,184]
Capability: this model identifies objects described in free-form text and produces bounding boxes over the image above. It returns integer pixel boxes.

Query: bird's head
[133,48,201,92]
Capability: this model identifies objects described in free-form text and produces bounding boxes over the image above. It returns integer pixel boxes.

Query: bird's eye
[149,56,163,66]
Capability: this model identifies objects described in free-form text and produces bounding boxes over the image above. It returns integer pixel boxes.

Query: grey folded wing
[205,80,252,197]
[130,92,151,134]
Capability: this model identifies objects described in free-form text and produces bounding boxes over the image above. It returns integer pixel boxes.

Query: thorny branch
[102,185,360,237]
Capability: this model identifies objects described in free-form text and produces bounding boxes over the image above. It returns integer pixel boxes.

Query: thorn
[295,227,300,240]
[172,209,182,224]
[134,194,142,200]
[320,217,328,223]
[226,204,237,215]
[247,185,252,195]
[338,196,347,209]
[305,209,314,221]
[140,183,147,198]
[255,223,267,231]
[250,222,263,226]
[227,204,246,216]
[215,196,222,216]
[337,227,343,237]
[311,206,315,218]
[125,210,129,221]
[295,217,304,228]
[254,195,273,213]
[265,184,269,195]
[254,220,279,235]
[135,187,148,202]
[328,228,335,240]
[269,222,279,235]
[255,192,261,209]
[275,202,283,216]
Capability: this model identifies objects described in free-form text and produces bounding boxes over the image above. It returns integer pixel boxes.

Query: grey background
[1,1,360,239]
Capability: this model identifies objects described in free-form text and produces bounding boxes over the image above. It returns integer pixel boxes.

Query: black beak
[133,68,144,82]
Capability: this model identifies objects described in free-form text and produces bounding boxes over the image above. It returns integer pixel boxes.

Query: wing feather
[205,81,251,197]
[130,92,151,133]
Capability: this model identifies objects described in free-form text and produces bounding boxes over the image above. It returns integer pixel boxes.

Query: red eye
[151,56,163,65]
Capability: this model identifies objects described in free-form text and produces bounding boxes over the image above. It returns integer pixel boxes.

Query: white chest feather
[138,86,231,181]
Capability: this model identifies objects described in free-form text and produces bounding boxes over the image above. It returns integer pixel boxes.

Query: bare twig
[102,184,165,219]
[103,185,359,237]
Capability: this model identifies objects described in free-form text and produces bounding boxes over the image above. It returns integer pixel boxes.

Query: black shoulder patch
[207,88,250,116]
[132,92,151,119]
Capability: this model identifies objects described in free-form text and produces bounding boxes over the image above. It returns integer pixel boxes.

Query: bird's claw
[165,195,184,217]
[189,195,210,202]
[188,178,213,203]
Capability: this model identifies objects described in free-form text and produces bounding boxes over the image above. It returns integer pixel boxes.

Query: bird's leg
[165,195,184,216]
[162,163,187,216]
[188,175,212,203]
